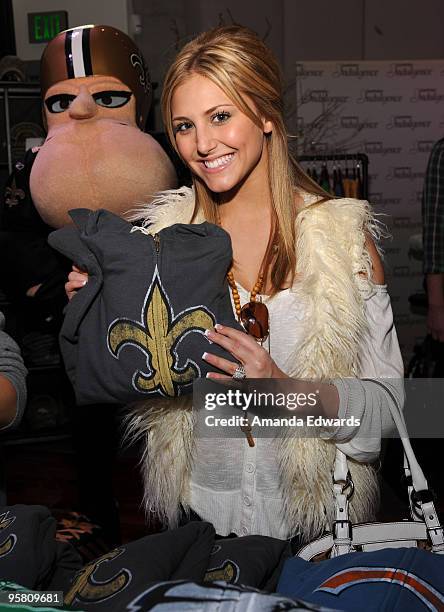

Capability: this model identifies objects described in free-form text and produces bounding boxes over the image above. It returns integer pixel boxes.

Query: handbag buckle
[333,519,353,540]
[410,488,436,521]
[411,488,435,510]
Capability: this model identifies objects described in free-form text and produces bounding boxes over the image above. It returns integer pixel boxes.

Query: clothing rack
[298,153,369,200]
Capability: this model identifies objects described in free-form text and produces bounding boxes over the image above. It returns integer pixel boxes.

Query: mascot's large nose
[68,86,98,120]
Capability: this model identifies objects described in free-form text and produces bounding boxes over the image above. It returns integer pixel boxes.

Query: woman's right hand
[65,265,88,301]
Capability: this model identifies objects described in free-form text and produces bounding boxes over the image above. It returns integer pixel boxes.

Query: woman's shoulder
[295,189,384,284]
[296,188,372,216]
[295,190,378,239]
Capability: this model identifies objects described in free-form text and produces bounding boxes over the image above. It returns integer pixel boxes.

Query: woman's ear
[263,118,273,134]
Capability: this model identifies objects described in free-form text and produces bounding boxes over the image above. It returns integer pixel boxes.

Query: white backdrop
[295,60,444,363]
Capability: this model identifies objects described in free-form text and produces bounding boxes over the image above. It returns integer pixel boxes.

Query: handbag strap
[331,450,354,557]
[403,452,417,521]
[332,379,444,554]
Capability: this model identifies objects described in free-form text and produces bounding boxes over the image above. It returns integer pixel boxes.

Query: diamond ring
[232,364,246,380]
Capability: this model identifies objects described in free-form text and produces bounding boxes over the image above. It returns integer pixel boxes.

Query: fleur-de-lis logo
[0,512,15,532]
[107,268,214,397]
[130,52,150,95]
[64,548,130,605]
[4,178,25,208]
[0,512,16,558]
[204,560,240,583]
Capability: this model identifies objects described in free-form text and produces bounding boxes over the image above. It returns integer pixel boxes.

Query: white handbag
[297,380,444,561]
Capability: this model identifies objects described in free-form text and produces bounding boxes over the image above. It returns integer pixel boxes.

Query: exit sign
[28,11,68,44]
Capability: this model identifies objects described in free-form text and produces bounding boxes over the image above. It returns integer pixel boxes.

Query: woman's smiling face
[171,73,272,193]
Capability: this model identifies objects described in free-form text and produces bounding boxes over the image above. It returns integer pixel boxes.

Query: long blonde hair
[161,25,329,294]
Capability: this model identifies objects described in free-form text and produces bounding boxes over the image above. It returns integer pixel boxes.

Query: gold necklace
[216,210,270,343]
[216,210,274,449]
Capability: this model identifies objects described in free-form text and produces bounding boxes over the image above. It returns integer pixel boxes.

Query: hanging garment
[311,164,319,184]
[342,163,353,198]
[319,163,331,193]
[356,161,363,199]
[346,165,359,199]
[334,165,345,197]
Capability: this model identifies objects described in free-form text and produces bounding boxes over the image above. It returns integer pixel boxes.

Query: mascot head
[40,24,151,128]
[31,25,176,228]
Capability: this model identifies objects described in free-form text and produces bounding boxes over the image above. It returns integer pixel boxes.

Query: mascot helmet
[40,24,151,128]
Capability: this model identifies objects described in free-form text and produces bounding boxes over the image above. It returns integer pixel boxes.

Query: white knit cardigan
[125,187,382,542]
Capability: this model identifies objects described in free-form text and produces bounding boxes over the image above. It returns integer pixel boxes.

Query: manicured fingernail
[215,324,223,330]
[82,280,87,286]
[206,372,214,378]
[204,330,213,344]
[202,352,208,360]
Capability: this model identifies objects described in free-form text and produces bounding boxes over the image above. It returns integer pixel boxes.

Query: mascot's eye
[45,94,76,113]
[92,90,132,108]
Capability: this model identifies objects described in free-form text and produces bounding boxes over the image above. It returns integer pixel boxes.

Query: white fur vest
[125,187,381,542]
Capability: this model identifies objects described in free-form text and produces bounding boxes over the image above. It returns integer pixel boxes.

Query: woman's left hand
[202,324,287,379]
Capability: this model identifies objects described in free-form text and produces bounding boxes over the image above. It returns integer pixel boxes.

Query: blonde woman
[67,25,403,545]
